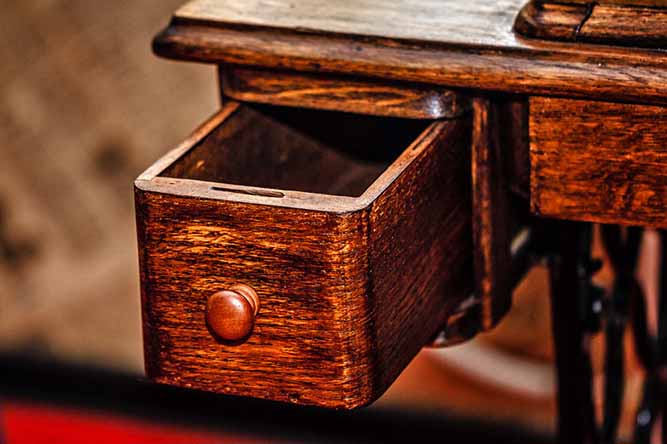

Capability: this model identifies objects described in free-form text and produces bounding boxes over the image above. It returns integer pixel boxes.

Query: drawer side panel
[367,117,474,396]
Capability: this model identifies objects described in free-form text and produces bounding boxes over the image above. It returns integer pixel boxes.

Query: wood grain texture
[515,1,667,48]
[160,102,431,197]
[135,102,473,408]
[367,117,473,389]
[530,97,667,228]
[579,6,667,47]
[513,2,589,42]
[220,67,469,119]
[565,0,667,6]
[173,0,526,45]
[501,97,530,199]
[472,97,517,330]
[136,190,371,408]
[153,0,667,105]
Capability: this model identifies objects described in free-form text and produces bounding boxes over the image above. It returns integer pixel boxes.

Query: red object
[1,401,260,444]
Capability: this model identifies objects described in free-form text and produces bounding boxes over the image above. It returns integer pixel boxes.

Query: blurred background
[0,0,218,370]
[0,1,651,442]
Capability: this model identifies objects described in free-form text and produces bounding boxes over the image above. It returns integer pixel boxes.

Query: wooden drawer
[135,101,472,409]
[531,97,667,228]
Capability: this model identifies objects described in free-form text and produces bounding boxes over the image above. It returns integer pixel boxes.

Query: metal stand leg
[547,221,598,444]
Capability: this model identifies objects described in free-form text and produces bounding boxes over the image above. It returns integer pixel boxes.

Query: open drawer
[135,101,472,409]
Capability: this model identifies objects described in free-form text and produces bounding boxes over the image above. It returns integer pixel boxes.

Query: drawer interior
[159,103,431,197]
[136,99,473,408]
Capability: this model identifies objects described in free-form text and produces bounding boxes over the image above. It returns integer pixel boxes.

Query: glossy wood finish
[135,101,473,408]
[515,1,667,48]
[172,0,526,44]
[220,67,469,119]
[566,0,666,6]
[580,6,667,47]
[530,97,667,228]
[206,284,259,342]
[513,2,590,42]
[141,2,667,442]
[501,98,530,200]
[157,103,422,200]
[153,0,667,105]
[473,98,513,330]
[468,95,533,333]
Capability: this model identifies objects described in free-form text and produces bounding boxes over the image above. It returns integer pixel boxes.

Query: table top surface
[174,0,524,48]
[567,0,665,4]
[157,0,667,104]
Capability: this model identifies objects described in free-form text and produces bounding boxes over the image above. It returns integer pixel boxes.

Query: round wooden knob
[206,284,259,341]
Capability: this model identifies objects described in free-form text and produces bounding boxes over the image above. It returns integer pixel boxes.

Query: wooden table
[135,1,667,443]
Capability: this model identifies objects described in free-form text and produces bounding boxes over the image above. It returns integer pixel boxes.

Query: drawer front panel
[136,191,371,408]
[531,97,667,228]
[135,102,473,408]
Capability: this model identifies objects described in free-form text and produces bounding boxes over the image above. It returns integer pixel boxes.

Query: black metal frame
[548,223,666,444]
[547,221,599,444]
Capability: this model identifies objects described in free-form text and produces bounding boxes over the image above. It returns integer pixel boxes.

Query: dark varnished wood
[473,97,512,330]
[580,6,667,47]
[171,0,527,45]
[472,96,531,330]
[139,2,667,440]
[514,2,589,42]
[220,67,469,119]
[565,0,666,6]
[159,102,429,198]
[515,1,667,48]
[530,97,667,228]
[206,284,259,342]
[501,98,530,199]
[153,0,667,105]
[135,101,473,408]
[364,125,473,394]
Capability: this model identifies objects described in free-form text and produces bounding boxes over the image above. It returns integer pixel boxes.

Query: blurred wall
[0,0,218,372]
